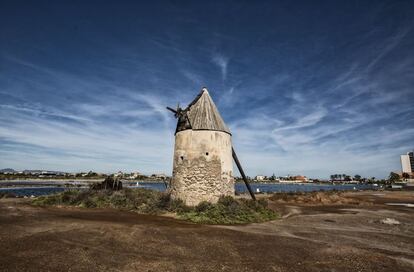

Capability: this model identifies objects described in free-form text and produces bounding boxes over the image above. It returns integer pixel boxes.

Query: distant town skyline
[1,1,414,178]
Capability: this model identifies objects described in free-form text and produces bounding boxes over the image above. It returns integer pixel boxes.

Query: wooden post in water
[232,147,256,201]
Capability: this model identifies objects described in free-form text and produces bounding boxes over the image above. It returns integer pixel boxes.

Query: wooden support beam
[232,147,256,201]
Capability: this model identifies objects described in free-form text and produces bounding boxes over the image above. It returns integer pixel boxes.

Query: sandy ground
[0,191,413,272]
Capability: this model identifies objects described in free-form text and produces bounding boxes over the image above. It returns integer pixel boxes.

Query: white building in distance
[401,151,414,174]
[255,175,265,181]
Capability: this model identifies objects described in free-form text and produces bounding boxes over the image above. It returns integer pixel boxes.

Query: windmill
[166,87,255,206]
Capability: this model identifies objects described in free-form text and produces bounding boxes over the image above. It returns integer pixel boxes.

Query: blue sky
[0,1,413,178]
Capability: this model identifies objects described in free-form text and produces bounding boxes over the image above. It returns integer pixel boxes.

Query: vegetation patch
[181,196,277,224]
[31,188,277,224]
[270,191,369,205]
[0,191,17,198]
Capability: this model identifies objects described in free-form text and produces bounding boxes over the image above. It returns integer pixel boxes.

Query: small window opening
[180,156,184,161]
[205,152,209,156]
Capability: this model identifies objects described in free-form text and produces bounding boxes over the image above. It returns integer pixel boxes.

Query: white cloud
[211,54,229,81]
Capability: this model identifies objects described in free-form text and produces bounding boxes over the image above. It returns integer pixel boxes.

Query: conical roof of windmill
[183,87,231,135]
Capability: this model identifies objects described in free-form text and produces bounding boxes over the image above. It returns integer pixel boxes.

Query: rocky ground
[0,190,413,272]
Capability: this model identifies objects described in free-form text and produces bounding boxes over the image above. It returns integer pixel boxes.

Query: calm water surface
[0,183,378,197]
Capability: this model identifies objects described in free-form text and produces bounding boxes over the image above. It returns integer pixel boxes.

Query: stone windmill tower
[167,87,255,206]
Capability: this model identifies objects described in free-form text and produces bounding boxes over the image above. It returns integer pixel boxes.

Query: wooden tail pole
[232,147,256,201]
[166,106,177,114]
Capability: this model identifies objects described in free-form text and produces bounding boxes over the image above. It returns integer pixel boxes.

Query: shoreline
[0,178,381,185]
[0,178,167,186]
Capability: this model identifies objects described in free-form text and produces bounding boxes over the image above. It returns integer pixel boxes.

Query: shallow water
[0,186,69,197]
[0,183,378,197]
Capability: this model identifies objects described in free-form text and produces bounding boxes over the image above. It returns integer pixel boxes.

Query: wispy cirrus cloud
[211,54,229,81]
[226,24,414,178]
[1,1,413,178]
[0,57,176,174]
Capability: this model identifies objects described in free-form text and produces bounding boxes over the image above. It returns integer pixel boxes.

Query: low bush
[180,196,277,224]
[32,189,278,224]
[0,192,17,198]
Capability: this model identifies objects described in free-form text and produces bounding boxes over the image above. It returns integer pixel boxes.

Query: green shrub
[195,201,214,212]
[156,193,172,210]
[179,195,278,224]
[168,198,192,213]
[80,198,97,208]
[31,189,278,224]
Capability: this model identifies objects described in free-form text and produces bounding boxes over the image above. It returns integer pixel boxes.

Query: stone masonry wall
[171,130,234,206]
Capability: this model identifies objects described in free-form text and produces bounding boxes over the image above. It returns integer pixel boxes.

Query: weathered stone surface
[171,130,234,206]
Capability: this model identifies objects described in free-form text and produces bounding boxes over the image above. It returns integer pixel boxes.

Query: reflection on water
[0,182,378,197]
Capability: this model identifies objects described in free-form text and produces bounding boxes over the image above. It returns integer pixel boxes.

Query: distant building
[279,179,301,183]
[255,175,265,181]
[401,151,414,174]
[277,175,309,183]
[114,171,123,178]
[292,175,309,182]
[130,172,141,179]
